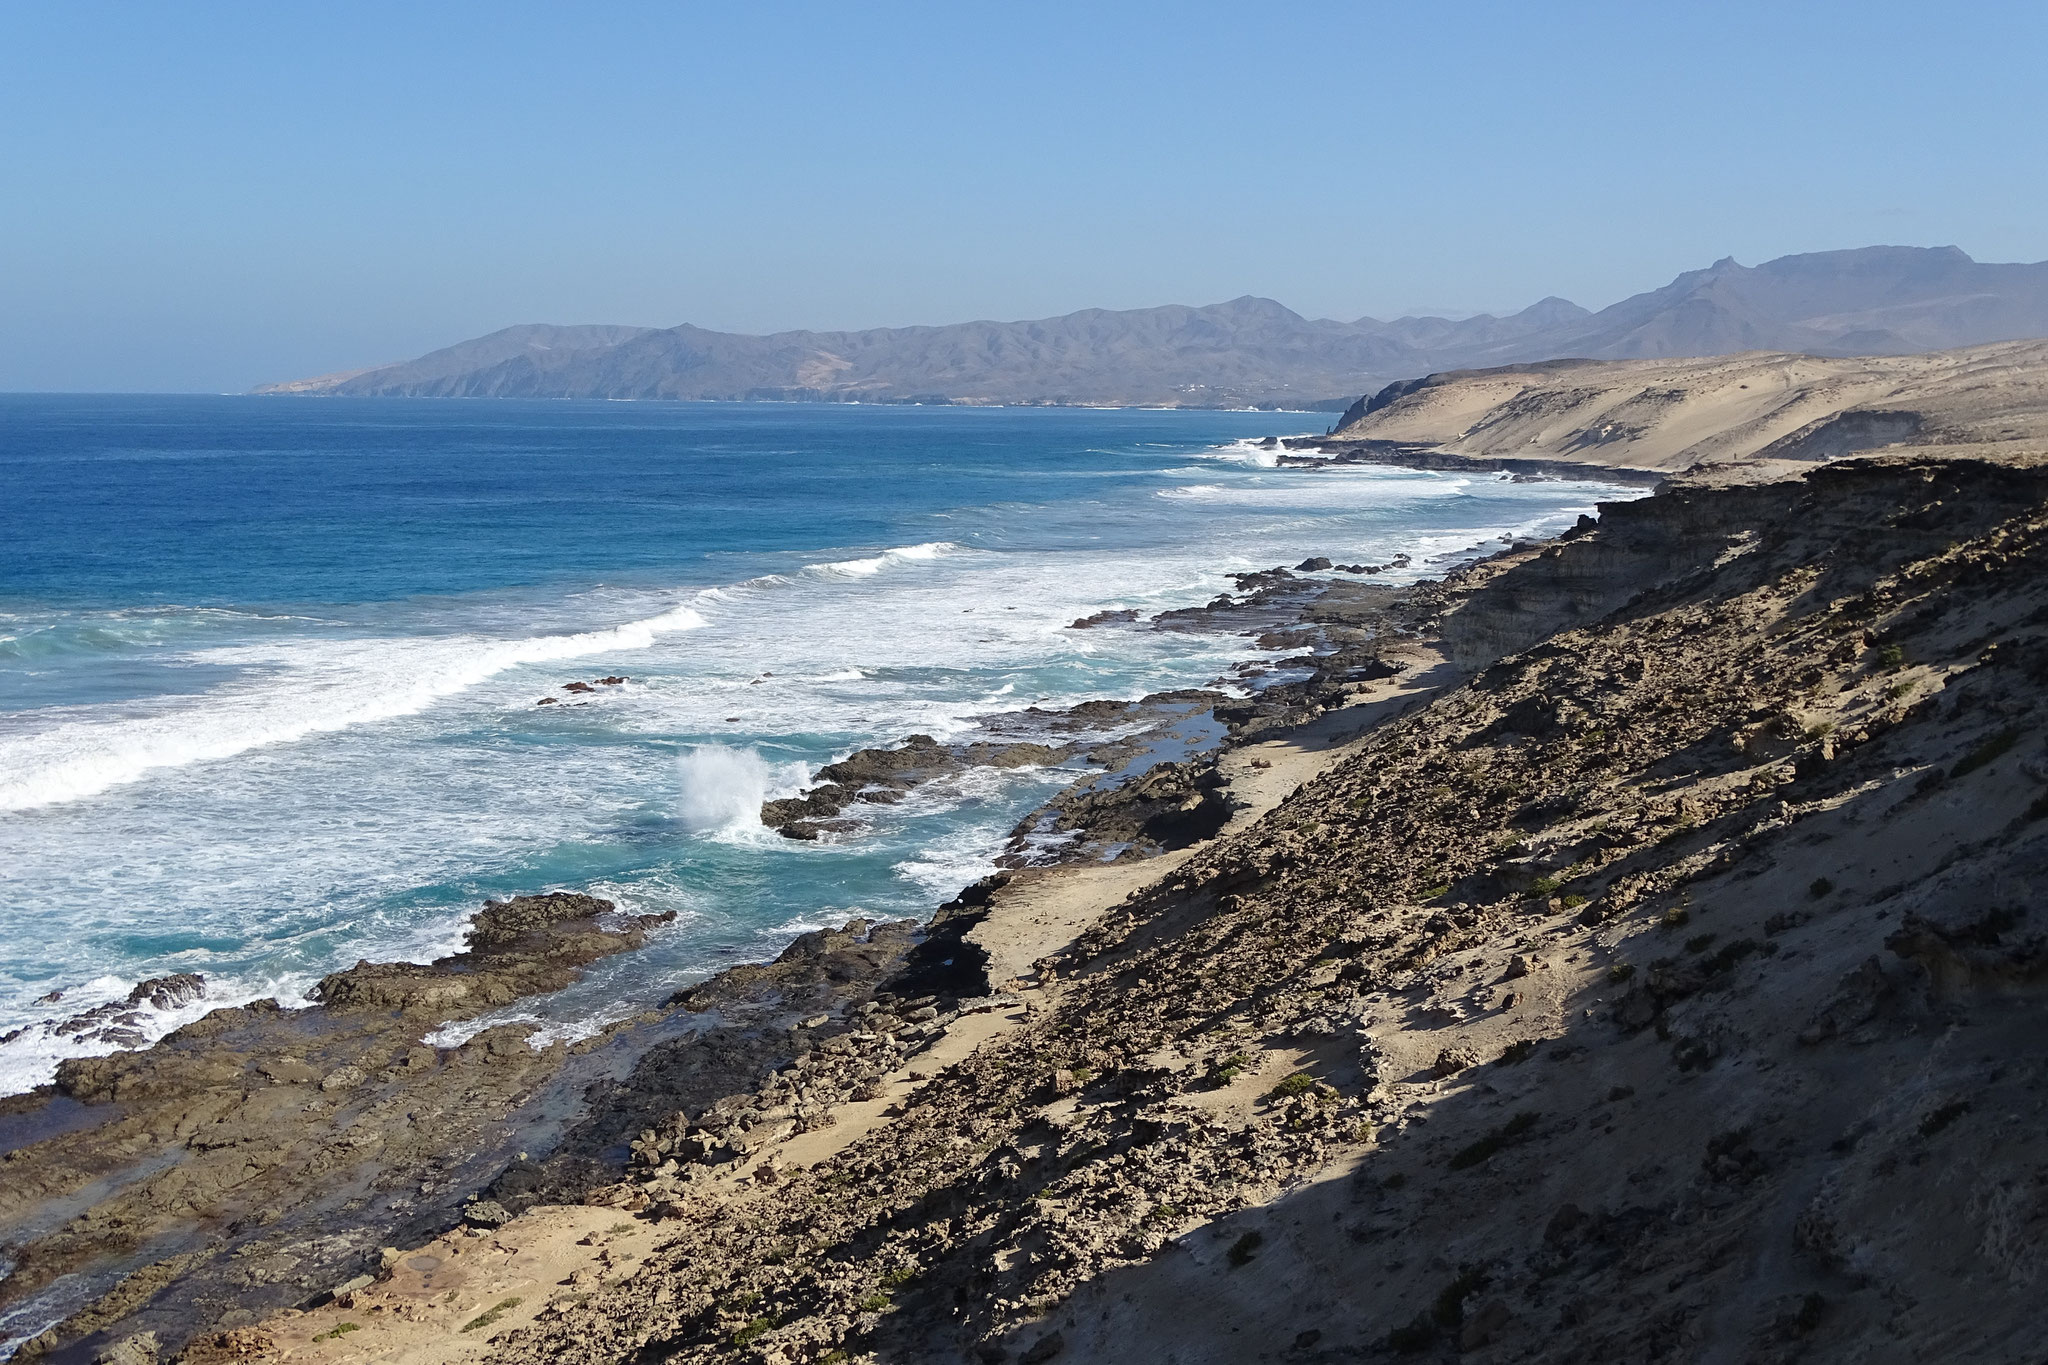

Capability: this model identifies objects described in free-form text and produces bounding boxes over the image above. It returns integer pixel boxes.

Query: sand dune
[1322,338,2048,475]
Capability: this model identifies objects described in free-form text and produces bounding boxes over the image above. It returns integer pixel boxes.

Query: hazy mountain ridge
[259,247,2048,406]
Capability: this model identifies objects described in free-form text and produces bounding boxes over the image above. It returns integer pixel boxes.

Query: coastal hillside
[1315,339,2048,477]
[255,247,2048,407]
[137,448,2048,1365]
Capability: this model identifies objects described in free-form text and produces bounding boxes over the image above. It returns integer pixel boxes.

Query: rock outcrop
[0,895,674,1358]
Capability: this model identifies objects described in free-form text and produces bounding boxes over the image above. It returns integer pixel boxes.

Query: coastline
[11,448,2048,1360]
[247,450,2048,1364]
[142,447,2048,1365]
[1276,435,1670,487]
[218,655,1459,1365]
[0,522,1526,1361]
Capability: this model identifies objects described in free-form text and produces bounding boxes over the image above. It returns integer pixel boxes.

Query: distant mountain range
[258,246,2048,408]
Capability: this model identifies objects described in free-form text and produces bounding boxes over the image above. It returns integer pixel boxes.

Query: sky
[3,1,2045,392]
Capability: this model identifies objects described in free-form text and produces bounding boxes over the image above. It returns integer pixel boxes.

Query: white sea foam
[0,968,315,1098]
[1156,472,1469,506]
[1188,438,1283,468]
[803,540,963,580]
[0,604,708,812]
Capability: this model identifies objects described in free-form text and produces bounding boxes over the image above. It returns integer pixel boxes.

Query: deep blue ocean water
[0,396,1637,1090]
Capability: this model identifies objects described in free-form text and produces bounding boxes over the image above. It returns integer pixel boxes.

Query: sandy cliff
[1314,340,2048,479]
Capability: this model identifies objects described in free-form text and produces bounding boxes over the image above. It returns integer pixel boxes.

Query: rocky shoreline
[0,542,1484,1362]
[139,449,2048,1365]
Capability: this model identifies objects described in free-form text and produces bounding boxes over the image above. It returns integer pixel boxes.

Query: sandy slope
[1319,339,2048,476]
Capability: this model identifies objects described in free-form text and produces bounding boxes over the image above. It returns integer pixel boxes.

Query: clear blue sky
[4,1,2044,391]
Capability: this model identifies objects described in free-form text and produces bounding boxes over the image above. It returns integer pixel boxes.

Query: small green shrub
[1876,643,1905,671]
[732,1316,777,1347]
[1561,893,1588,910]
[1808,877,1834,899]
[1269,1072,1318,1099]
[1684,933,1717,955]
[1885,679,1917,700]
[1419,884,1451,901]
[1227,1230,1265,1267]
[313,1323,361,1343]
[855,1292,892,1314]
[878,1266,918,1289]
[461,1298,523,1333]
[1498,1039,1537,1065]
[1527,875,1564,897]
[1607,963,1636,983]
[1382,1172,1407,1189]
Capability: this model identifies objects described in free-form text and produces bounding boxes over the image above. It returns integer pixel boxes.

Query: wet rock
[1069,609,1139,629]
[128,974,206,1011]
[312,893,672,1016]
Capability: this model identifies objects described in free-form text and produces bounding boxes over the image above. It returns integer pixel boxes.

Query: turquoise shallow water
[0,397,1638,1090]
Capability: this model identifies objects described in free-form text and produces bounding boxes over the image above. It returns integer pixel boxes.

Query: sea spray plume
[676,745,802,832]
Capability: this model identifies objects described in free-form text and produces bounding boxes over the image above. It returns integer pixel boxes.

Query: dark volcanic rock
[312,893,673,1016]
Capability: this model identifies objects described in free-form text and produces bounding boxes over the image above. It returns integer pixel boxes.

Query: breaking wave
[803,541,963,579]
[0,604,708,812]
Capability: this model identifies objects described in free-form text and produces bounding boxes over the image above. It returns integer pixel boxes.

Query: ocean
[0,396,1637,1093]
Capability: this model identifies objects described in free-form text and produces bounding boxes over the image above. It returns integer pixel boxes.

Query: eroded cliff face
[1439,459,2048,668]
[1317,342,2048,476]
[383,455,2048,1365]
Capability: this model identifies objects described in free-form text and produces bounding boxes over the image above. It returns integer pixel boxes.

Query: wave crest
[0,605,709,813]
[803,541,962,579]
